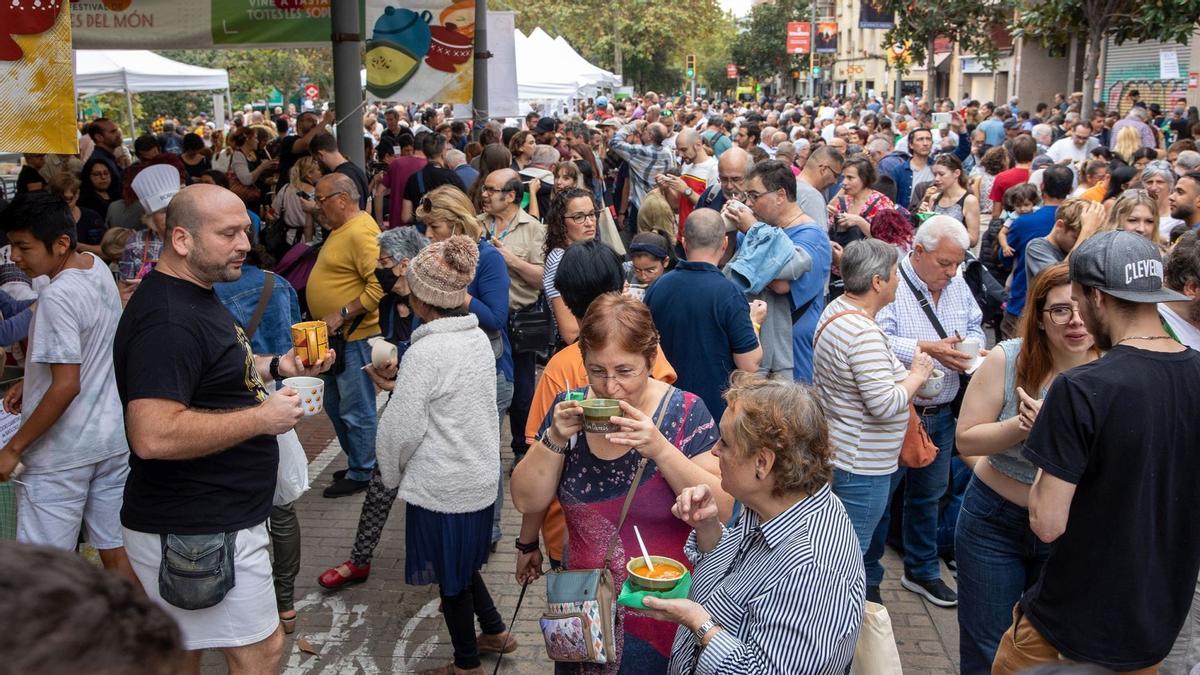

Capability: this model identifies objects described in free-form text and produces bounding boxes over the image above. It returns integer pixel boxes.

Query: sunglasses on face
[315,191,346,204]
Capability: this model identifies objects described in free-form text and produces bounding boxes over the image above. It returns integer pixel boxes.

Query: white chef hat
[131,165,182,214]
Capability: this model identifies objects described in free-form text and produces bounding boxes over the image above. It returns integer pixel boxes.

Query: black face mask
[375,267,399,294]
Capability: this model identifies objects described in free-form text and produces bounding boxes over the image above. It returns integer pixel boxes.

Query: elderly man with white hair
[869,215,985,608]
[1030,124,1055,155]
[1174,150,1200,177]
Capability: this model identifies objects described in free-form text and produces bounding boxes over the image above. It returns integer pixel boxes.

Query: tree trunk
[927,36,938,101]
[1081,26,1103,119]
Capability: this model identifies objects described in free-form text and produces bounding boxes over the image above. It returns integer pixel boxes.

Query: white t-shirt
[682,156,719,192]
[1046,136,1098,164]
[1159,216,1186,243]
[1160,304,1200,351]
[21,254,129,473]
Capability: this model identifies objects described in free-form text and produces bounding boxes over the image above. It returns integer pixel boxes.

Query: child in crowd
[997,183,1041,258]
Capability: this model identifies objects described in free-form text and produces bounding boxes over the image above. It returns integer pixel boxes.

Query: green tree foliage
[494,0,735,93]
[1015,0,1198,117]
[730,0,797,82]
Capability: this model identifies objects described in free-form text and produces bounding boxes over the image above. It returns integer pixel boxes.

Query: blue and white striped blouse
[667,483,865,674]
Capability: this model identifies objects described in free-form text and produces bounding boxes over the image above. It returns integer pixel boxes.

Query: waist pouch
[158,532,237,610]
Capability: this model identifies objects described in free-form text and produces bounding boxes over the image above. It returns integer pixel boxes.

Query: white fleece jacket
[377,314,500,513]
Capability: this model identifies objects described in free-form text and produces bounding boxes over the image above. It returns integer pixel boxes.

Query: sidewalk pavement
[203,413,960,674]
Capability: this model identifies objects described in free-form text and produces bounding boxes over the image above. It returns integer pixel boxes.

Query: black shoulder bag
[898,264,970,417]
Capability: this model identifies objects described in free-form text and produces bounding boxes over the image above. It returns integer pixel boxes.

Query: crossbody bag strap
[812,308,870,346]
[899,262,948,339]
[244,272,275,339]
[601,385,677,567]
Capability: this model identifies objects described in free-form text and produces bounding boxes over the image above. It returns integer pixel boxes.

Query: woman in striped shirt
[542,188,599,345]
[642,373,865,674]
[812,239,934,603]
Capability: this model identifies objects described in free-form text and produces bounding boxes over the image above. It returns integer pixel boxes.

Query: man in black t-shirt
[311,132,369,210]
[400,132,465,224]
[276,110,328,189]
[113,184,333,670]
[994,230,1200,673]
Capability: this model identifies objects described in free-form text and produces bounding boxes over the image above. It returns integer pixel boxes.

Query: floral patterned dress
[538,385,719,674]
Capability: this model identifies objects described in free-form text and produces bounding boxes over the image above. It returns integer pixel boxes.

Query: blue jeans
[938,455,973,557]
[322,339,377,482]
[832,469,895,576]
[493,373,514,544]
[955,476,1049,674]
[865,406,955,586]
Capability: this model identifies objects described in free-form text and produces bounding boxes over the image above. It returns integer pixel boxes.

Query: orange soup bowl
[626,556,686,592]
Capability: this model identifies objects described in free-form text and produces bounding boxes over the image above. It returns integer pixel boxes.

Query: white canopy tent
[74,50,231,137]
[516,29,618,109]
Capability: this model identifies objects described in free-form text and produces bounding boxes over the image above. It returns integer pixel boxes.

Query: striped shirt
[876,255,985,406]
[813,296,911,475]
[541,247,565,301]
[609,124,676,208]
[667,484,865,675]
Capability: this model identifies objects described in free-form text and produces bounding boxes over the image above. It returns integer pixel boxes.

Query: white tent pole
[124,70,136,138]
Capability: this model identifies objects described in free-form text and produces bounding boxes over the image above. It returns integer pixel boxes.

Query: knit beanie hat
[406,235,479,309]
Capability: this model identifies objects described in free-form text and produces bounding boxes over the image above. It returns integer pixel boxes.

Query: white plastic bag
[274,429,310,506]
[851,601,903,675]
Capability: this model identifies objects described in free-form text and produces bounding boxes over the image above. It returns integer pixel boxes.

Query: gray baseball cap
[1069,230,1188,303]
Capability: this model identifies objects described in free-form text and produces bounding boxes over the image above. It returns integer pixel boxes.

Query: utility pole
[331,0,364,168]
[612,3,623,84]
[472,0,489,138]
[809,0,817,99]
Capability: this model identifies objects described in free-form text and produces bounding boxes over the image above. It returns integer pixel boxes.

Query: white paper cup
[917,369,945,399]
[368,337,398,369]
[956,338,982,357]
[282,376,325,416]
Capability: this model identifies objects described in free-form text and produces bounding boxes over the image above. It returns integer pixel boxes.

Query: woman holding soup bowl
[640,373,864,674]
[511,293,730,674]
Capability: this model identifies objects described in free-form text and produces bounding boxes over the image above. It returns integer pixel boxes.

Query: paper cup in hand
[291,321,329,367]
[283,377,325,416]
[368,336,398,369]
[956,338,982,357]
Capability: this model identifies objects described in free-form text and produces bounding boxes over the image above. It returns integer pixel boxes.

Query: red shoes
[318,560,371,589]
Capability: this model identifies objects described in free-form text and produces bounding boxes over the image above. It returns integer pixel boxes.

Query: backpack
[962,250,1006,323]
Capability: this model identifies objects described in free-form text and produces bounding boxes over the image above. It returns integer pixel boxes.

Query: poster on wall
[859,0,894,29]
[1,0,78,153]
[786,22,811,55]
[815,21,838,54]
[364,0,475,103]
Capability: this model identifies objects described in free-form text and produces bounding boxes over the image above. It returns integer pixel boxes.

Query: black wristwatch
[269,355,282,381]
[515,537,540,554]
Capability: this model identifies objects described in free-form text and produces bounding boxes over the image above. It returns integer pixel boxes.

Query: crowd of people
[3,85,1200,675]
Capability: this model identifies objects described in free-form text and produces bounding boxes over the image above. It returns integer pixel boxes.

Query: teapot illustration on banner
[365,6,433,98]
[0,0,65,61]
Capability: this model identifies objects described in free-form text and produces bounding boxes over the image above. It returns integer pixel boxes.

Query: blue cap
[596,96,609,108]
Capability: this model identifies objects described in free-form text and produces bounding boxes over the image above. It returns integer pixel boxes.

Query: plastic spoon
[634,525,654,572]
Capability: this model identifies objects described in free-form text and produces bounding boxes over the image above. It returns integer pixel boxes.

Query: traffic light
[686,54,696,79]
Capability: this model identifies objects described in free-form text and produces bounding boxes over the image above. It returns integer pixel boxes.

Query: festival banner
[786,22,810,55]
[1,0,78,153]
[70,0,365,50]
[858,0,894,29]
[364,0,475,103]
[815,21,838,54]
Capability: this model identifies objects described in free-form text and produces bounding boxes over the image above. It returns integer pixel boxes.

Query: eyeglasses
[744,189,779,203]
[1042,303,1082,325]
[718,175,745,185]
[565,210,600,225]
[481,185,511,195]
[315,191,346,204]
[585,366,644,383]
[377,256,397,269]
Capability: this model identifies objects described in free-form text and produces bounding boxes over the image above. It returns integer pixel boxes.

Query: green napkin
[617,570,693,610]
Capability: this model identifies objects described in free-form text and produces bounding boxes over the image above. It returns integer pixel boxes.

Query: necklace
[1117,335,1176,344]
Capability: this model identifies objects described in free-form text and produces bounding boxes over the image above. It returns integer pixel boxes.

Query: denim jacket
[214,265,302,355]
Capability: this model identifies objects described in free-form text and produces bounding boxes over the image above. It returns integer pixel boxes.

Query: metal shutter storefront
[1102,36,1190,114]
